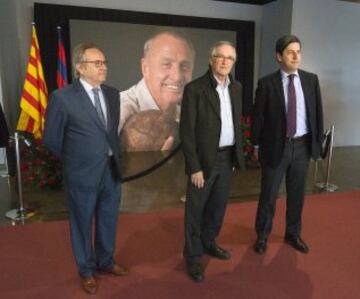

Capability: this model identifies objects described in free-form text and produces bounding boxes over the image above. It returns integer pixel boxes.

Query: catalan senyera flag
[56,26,68,88]
[16,24,48,140]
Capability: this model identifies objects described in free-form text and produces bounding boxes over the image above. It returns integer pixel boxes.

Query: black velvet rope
[121,144,181,182]
[320,129,332,160]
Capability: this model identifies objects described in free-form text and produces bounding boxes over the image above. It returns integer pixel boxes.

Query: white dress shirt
[80,78,112,155]
[80,78,108,125]
[119,78,180,131]
[214,75,235,147]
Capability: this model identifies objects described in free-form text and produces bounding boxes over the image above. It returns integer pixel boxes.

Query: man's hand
[161,135,175,151]
[191,171,205,188]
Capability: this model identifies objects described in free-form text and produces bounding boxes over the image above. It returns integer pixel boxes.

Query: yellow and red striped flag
[16,24,48,139]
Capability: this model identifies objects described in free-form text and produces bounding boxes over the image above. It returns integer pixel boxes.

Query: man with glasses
[180,41,244,282]
[44,43,128,294]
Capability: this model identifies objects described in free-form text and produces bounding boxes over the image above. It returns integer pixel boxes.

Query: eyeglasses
[213,55,236,62]
[81,60,108,67]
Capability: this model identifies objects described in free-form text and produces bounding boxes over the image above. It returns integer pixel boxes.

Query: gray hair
[209,40,236,64]
[143,30,195,61]
[72,42,104,78]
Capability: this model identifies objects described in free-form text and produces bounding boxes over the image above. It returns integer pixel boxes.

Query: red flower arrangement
[21,140,63,190]
[240,115,259,168]
[240,115,253,161]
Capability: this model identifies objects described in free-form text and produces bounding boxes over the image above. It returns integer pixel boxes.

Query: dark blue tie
[287,74,296,137]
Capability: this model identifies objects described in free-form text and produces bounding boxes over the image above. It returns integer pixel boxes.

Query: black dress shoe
[186,261,204,282]
[253,238,267,255]
[284,235,309,254]
[204,243,231,260]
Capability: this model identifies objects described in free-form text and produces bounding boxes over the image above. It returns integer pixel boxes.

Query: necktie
[92,88,106,127]
[286,74,296,137]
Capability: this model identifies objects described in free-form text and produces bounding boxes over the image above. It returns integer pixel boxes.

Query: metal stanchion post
[5,132,35,221]
[313,158,319,187]
[316,125,338,192]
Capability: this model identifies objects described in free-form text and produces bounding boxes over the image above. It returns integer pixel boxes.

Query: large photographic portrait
[34,3,254,179]
[70,21,236,153]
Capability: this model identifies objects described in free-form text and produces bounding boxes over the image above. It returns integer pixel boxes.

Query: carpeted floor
[1,191,359,299]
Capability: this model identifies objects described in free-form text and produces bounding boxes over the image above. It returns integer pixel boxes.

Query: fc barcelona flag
[57,26,68,88]
[16,23,48,139]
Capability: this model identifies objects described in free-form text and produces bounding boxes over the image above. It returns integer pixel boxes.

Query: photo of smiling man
[119,30,195,152]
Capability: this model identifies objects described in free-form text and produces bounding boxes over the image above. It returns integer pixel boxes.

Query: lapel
[74,79,108,132]
[228,77,240,119]
[101,85,114,132]
[272,70,286,117]
[298,69,311,112]
[205,88,221,119]
[204,70,221,119]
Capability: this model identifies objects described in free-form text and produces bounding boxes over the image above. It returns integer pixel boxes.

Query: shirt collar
[280,69,299,81]
[80,78,101,94]
[213,73,230,88]
[139,78,156,104]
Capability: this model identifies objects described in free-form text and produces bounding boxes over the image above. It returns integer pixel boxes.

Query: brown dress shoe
[81,276,98,294]
[101,264,130,276]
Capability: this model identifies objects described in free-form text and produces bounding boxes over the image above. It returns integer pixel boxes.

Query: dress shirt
[119,78,181,130]
[214,75,235,147]
[80,78,108,125]
[280,69,308,137]
[80,78,112,155]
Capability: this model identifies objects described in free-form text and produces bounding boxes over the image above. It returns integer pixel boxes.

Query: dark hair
[275,35,301,55]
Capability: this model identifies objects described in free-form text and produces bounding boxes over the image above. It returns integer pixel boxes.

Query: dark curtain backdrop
[34,3,255,115]
[0,103,9,147]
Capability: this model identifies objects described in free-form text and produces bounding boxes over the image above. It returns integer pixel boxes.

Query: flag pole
[56,25,68,88]
[5,132,35,222]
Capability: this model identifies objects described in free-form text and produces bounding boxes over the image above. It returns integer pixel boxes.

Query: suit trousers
[255,137,311,239]
[66,158,121,278]
[184,149,233,262]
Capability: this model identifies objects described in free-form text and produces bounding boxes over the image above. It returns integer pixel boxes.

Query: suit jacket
[251,69,324,168]
[44,79,121,189]
[180,69,245,179]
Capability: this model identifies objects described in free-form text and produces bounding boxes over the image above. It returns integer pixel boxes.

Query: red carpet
[1,190,360,299]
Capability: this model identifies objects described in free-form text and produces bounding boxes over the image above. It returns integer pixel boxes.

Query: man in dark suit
[180,41,245,282]
[44,43,129,294]
[252,35,324,255]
